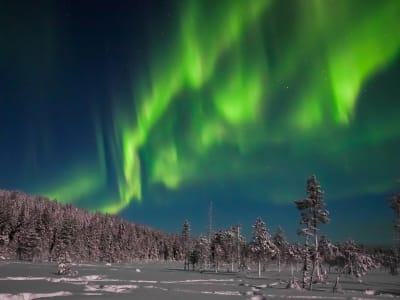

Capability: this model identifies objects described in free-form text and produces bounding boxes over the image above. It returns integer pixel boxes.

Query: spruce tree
[250,217,277,278]
[16,222,41,261]
[211,230,225,273]
[273,226,288,272]
[295,175,329,290]
[181,220,191,270]
[390,191,400,274]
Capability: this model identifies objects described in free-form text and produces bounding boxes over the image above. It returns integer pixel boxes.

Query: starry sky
[1,0,399,246]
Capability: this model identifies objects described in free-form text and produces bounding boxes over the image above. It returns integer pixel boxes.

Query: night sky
[1,0,399,246]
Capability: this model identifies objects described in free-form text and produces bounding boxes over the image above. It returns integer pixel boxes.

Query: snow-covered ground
[0,261,399,299]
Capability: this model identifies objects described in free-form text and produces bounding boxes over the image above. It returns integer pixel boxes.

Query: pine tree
[273,226,288,272]
[390,191,400,274]
[250,217,277,278]
[211,230,225,273]
[181,220,191,270]
[223,228,236,272]
[295,175,329,290]
[0,201,12,250]
[234,225,245,272]
[286,242,302,289]
[332,240,378,293]
[196,236,210,270]
[16,222,41,261]
[55,213,77,262]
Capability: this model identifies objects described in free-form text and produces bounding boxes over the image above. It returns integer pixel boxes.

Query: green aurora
[26,0,400,215]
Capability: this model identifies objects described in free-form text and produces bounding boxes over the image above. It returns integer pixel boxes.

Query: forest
[0,175,399,291]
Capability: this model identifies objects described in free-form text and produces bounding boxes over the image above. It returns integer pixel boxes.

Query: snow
[85,284,139,293]
[214,290,241,296]
[364,290,376,295]
[160,279,235,284]
[0,277,47,281]
[0,261,398,299]
[0,291,72,300]
[249,296,266,300]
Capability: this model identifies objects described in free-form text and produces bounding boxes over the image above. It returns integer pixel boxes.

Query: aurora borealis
[1,0,400,245]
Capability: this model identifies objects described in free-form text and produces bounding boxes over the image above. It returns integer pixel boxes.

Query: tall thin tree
[295,175,329,290]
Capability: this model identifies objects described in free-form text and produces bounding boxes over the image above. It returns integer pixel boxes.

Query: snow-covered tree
[332,240,378,293]
[249,217,278,278]
[390,191,400,274]
[224,228,235,271]
[0,189,182,263]
[193,236,210,270]
[0,200,12,253]
[295,175,329,289]
[16,225,41,261]
[211,230,225,273]
[273,226,289,272]
[181,220,191,270]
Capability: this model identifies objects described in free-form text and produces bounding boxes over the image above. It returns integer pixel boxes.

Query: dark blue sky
[1,0,399,246]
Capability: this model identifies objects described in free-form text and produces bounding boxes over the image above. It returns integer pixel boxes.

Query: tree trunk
[278,253,281,273]
[332,274,343,293]
[309,258,315,290]
[258,259,261,278]
[291,262,294,277]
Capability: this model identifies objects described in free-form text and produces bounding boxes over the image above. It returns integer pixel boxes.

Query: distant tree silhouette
[223,227,237,272]
[16,218,41,261]
[196,236,211,270]
[0,198,12,254]
[189,245,201,271]
[181,220,191,270]
[211,230,225,273]
[234,225,245,272]
[273,226,289,272]
[295,175,329,290]
[390,191,400,274]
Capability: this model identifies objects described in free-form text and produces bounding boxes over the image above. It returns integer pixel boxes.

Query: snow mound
[249,295,266,300]
[214,291,241,296]
[80,275,104,281]
[85,284,138,293]
[364,289,376,295]
[136,268,141,272]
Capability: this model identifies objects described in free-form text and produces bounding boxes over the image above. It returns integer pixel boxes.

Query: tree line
[0,189,187,262]
[181,175,399,291]
[0,175,399,291]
